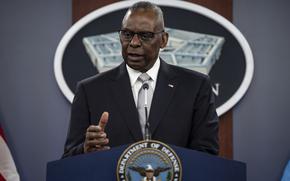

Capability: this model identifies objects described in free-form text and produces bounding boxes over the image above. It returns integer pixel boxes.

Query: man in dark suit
[62,1,219,158]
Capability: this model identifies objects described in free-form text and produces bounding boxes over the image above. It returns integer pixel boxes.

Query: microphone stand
[142,83,151,141]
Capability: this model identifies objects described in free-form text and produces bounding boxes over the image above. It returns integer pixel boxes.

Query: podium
[47,145,246,181]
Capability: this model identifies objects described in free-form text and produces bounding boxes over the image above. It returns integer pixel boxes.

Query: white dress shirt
[126,57,160,106]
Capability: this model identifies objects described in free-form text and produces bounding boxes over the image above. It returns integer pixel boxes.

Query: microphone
[142,82,151,141]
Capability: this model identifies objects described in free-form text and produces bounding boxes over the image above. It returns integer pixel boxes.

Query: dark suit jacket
[62,60,219,157]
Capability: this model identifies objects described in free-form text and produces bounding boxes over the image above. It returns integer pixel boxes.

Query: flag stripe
[0,174,5,181]
[0,125,20,181]
[0,127,5,141]
[0,126,6,181]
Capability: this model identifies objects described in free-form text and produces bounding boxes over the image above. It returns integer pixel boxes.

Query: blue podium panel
[47,145,127,181]
[171,145,246,181]
[47,145,246,181]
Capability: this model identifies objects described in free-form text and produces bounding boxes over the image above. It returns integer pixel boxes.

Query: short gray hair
[124,1,165,28]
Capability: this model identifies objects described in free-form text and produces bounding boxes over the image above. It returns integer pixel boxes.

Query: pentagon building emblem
[54,1,254,117]
[83,28,225,75]
[117,140,182,181]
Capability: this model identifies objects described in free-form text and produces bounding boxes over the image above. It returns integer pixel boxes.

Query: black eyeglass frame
[118,29,165,42]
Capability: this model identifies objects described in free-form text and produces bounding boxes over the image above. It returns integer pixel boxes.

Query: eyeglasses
[119,29,164,42]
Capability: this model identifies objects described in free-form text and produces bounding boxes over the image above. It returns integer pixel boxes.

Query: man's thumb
[98,112,109,131]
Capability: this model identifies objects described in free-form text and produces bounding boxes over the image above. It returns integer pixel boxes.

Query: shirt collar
[126,57,160,87]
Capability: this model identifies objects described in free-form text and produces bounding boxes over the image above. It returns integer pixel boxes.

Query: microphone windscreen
[142,83,149,90]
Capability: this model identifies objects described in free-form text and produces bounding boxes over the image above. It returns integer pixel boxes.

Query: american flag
[0,124,19,181]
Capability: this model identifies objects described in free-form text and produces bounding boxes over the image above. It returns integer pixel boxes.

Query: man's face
[120,10,168,72]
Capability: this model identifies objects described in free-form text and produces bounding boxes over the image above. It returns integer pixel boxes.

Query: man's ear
[160,32,169,48]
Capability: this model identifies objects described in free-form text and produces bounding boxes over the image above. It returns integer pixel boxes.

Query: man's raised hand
[84,112,110,153]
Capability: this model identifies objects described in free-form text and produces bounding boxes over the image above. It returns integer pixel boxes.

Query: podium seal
[116,140,182,181]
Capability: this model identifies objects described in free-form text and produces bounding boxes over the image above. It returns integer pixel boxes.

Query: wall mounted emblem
[54,0,254,116]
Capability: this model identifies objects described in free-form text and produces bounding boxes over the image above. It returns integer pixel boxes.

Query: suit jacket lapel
[149,60,178,136]
[109,63,143,141]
